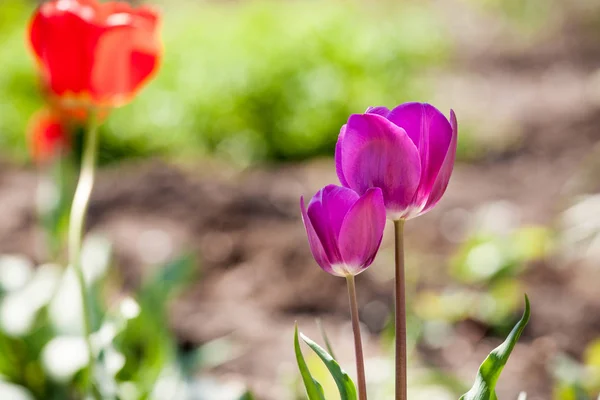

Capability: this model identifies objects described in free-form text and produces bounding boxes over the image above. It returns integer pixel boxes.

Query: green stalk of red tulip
[27,0,162,397]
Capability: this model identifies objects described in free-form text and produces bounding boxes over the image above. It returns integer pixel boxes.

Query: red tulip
[29,0,161,109]
[27,109,71,164]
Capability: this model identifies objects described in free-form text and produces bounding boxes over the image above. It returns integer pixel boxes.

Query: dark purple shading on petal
[340,113,421,215]
[387,102,453,207]
[306,185,358,266]
[338,188,386,274]
[422,109,458,213]
[366,106,391,117]
[300,196,334,275]
[335,124,349,187]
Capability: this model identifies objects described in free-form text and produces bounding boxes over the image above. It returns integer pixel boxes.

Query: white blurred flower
[119,297,141,320]
[92,323,118,349]
[0,380,34,400]
[104,347,125,376]
[0,255,33,292]
[0,264,61,336]
[48,235,112,335]
[49,267,84,335]
[42,336,89,382]
[81,235,112,283]
[0,295,38,337]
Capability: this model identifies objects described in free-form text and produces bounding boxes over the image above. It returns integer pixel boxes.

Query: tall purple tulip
[335,102,458,220]
[300,184,386,277]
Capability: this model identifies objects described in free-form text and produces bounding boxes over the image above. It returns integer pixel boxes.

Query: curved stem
[394,219,407,400]
[346,274,367,400]
[67,113,99,398]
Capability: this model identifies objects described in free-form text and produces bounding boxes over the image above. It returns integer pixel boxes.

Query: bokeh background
[1,0,600,399]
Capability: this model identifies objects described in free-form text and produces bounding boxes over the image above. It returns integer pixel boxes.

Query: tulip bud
[27,110,70,165]
[300,185,386,277]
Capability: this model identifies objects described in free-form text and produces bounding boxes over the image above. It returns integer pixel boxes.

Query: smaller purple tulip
[300,184,386,277]
[335,102,458,220]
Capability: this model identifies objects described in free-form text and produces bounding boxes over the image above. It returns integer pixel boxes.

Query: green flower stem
[346,274,367,400]
[67,112,100,398]
[394,219,407,400]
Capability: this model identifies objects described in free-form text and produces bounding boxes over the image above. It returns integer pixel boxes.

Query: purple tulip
[300,185,386,277]
[335,102,458,220]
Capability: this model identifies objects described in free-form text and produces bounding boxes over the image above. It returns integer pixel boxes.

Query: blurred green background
[0,0,448,165]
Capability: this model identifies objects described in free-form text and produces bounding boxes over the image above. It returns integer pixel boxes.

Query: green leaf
[294,324,326,400]
[138,254,195,315]
[460,295,531,400]
[301,332,357,400]
[316,318,337,360]
[143,255,195,297]
[553,383,590,400]
[237,391,256,400]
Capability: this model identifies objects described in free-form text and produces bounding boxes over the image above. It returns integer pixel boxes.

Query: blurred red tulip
[29,0,161,109]
[28,109,71,164]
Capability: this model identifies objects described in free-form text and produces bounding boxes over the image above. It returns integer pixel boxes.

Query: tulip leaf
[294,324,326,400]
[460,295,531,400]
[316,318,337,360]
[300,332,357,400]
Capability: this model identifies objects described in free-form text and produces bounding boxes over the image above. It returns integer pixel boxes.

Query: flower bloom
[335,102,458,220]
[27,109,70,164]
[300,185,386,277]
[28,0,161,109]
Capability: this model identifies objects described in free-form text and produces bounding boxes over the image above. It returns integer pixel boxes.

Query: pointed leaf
[301,332,357,400]
[294,324,326,400]
[138,254,196,319]
[316,319,337,361]
[460,295,531,400]
[142,254,196,301]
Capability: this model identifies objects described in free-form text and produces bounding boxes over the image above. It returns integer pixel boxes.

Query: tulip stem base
[394,219,407,400]
[67,112,100,399]
[346,274,368,400]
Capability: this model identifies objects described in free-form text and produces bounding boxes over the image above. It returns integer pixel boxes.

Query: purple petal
[335,125,349,187]
[422,109,458,213]
[387,103,453,207]
[306,185,359,265]
[300,196,334,274]
[339,113,421,216]
[366,106,391,117]
[338,188,386,274]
